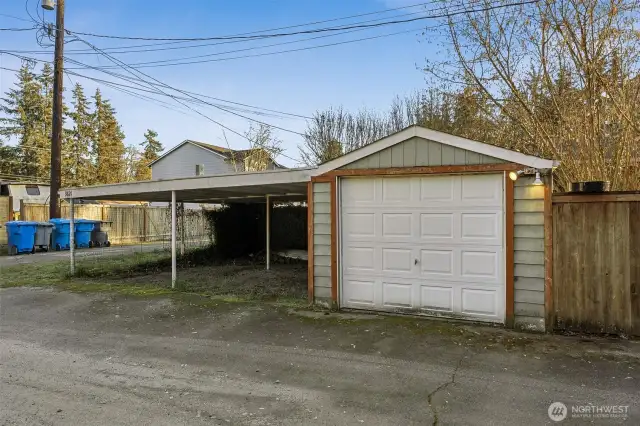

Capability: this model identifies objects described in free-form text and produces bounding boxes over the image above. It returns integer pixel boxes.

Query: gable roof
[148,139,284,168]
[313,125,558,175]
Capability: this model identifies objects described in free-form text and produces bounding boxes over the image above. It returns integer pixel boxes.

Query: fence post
[143,206,148,242]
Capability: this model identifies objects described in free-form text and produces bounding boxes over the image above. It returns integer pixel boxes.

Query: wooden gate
[552,192,640,336]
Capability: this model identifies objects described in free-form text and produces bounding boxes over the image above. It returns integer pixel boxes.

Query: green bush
[204,203,307,258]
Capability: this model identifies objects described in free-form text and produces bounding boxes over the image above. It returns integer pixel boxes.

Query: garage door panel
[420,285,454,312]
[420,249,454,275]
[461,288,499,317]
[461,250,500,280]
[461,212,501,244]
[343,213,376,237]
[382,213,413,237]
[342,178,375,203]
[461,174,502,205]
[420,213,454,239]
[382,282,413,308]
[344,246,376,272]
[419,176,455,202]
[343,279,376,306]
[382,177,413,203]
[341,174,505,323]
[382,248,413,273]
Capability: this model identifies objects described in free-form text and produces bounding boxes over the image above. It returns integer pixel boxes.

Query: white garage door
[340,174,505,323]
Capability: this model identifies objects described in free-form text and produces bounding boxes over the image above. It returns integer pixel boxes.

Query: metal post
[49,0,65,219]
[266,195,270,270]
[69,198,75,275]
[171,190,177,288]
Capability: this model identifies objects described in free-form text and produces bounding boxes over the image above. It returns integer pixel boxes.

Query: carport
[59,167,313,287]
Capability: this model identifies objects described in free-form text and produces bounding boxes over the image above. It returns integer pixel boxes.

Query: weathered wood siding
[553,196,640,336]
[0,196,11,246]
[513,176,546,331]
[339,137,504,169]
[312,182,332,304]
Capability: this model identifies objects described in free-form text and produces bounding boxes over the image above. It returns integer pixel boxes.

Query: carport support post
[69,198,75,275]
[266,195,270,270]
[171,190,177,289]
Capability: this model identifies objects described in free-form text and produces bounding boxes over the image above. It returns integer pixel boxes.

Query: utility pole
[45,0,65,219]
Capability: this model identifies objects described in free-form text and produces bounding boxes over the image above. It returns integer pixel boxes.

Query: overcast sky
[1,0,441,167]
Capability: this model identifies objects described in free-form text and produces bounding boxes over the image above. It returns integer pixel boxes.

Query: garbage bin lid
[34,221,54,227]
[5,220,39,226]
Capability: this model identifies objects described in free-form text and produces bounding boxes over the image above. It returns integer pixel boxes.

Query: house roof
[148,139,284,168]
[313,125,559,175]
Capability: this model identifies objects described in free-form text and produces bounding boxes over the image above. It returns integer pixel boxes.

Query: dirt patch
[117,262,308,301]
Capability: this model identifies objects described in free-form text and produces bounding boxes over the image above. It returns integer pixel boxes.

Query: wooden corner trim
[505,174,515,327]
[310,175,334,183]
[330,177,338,303]
[320,163,520,178]
[543,179,554,331]
[307,182,314,303]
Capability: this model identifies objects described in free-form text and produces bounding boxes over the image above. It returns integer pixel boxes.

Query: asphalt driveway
[1,287,638,425]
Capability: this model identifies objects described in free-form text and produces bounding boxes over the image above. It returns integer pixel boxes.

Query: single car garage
[308,125,557,330]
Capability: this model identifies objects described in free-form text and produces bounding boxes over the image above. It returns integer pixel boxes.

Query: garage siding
[340,137,504,169]
[513,176,546,331]
[312,182,333,304]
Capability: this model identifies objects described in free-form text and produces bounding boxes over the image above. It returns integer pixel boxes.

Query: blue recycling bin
[50,218,71,251]
[5,221,37,255]
[74,219,95,249]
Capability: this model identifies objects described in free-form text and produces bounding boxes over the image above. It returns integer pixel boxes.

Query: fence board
[17,203,209,246]
[553,199,639,336]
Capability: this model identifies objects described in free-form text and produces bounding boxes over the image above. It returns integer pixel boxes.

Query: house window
[195,164,204,176]
[25,185,40,196]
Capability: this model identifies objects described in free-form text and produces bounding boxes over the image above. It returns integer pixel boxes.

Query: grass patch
[0,247,308,306]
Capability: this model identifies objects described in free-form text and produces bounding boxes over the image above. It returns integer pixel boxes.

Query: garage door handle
[414,259,419,265]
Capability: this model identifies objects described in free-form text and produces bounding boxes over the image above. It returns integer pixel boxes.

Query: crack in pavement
[427,351,466,426]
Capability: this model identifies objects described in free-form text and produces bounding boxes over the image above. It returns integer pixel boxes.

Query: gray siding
[340,137,504,169]
[151,143,236,180]
[513,176,546,331]
[312,182,332,305]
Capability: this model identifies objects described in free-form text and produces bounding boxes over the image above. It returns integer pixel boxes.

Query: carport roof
[61,167,313,202]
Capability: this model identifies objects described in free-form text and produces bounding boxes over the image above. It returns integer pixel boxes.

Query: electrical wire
[14,0,464,54]
[64,0,538,42]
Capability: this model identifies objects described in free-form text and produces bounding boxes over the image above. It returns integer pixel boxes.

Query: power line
[57,1,523,70]
[13,1,451,55]
[14,0,462,54]
[0,59,312,120]
[0,13,34,23]
[61,0,446,42]
[64,0,538,42]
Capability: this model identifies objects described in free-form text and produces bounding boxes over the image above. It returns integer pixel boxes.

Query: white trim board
[313,126,558,175]
[60,167,314,200]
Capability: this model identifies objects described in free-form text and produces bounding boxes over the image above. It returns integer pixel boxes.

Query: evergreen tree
[92,89,125,184]
[63,83,94,187]
[134,129,162,180]
[0,143,21,176]
[0,64,46,178]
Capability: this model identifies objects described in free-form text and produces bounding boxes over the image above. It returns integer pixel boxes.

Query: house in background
[149,140,284,181]
[0,181,51,219]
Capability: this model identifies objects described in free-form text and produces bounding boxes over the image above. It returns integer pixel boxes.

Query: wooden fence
[552,192,640,336]
[17,203,210,245]
[0,196,12,246]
